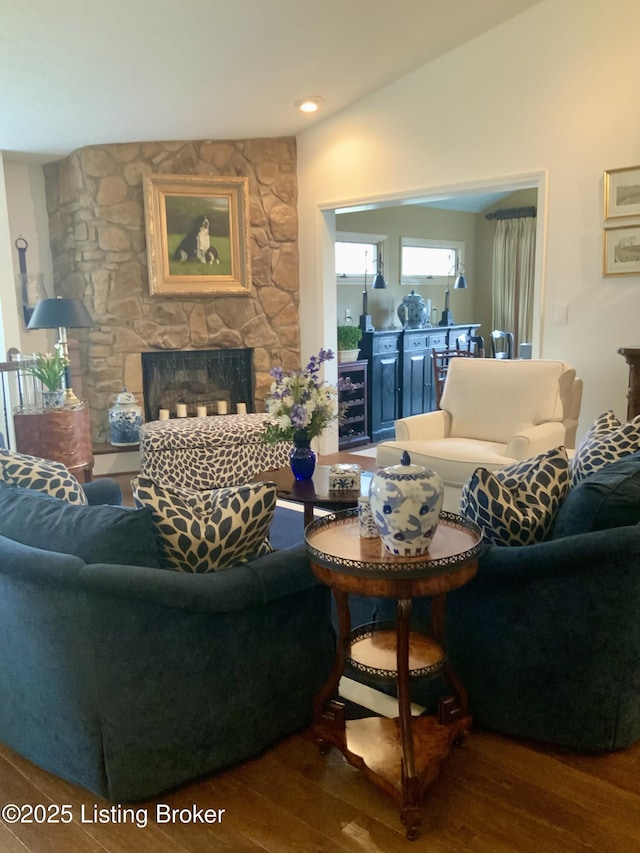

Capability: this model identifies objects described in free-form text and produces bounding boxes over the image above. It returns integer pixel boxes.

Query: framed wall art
[603,224,640,276]
[143,174,251,296]
[604,166,640,219]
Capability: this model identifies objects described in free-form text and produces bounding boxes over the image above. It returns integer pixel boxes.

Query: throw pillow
[0,448,88,505]
[569,410,640,487]
[0,484,161,567]
[131,476,277,572]
[552,450,640,538]
[460,446,569,546]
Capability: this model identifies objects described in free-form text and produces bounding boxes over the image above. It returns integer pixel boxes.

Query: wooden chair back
[456,333,485,357]
[490,330,514,359]
[432,348,476,409]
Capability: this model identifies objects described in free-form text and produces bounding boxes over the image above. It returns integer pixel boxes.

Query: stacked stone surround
[43,138,300,442]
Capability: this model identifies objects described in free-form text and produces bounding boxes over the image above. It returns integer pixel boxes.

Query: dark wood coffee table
[254,461,375,527]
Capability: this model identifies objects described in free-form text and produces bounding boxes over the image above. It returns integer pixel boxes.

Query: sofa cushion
[131,476,277,572]
[0,484,161,567]
[441,358,572,445]
[569,410,640,487]
[460,446,569,546]
[0,448,88,505]
[552,450,640,538]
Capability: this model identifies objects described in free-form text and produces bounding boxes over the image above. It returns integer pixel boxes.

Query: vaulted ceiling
[1,0,542,162]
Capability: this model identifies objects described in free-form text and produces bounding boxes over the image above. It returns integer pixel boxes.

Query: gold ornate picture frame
[143,174,251,296]
[603,224,640,276]
[604,166,640,220]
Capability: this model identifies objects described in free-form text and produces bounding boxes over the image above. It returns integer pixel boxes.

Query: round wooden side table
[13,404,94,482]
[305,508,483,841]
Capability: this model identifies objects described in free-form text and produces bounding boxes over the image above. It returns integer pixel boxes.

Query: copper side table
[13,404,94,482]
[305,509,483,841]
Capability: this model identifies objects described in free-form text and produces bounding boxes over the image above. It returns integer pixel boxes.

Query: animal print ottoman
[139,413,292,490]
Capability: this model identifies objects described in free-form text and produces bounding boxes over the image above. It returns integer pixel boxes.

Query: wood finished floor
[1,730,639,851]
[4,463,636,850]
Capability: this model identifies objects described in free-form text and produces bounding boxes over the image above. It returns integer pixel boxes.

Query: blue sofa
[349,451,640,752]
[0,481,334,802]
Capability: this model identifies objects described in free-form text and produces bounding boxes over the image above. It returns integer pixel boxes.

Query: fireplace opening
[141,348,255,422]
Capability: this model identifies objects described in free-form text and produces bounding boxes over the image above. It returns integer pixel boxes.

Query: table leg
[397,597,421,840]
[312,586,350,754]
[303,503,314,528]
[432,592,470,726]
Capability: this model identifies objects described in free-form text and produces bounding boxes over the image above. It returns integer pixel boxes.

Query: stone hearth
[43,138,300,442]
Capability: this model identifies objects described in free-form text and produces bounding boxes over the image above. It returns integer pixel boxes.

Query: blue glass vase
[290,433,316,481]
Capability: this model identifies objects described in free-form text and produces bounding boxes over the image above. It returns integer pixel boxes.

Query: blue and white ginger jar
[109,388,143,446]
[369,451,443,556]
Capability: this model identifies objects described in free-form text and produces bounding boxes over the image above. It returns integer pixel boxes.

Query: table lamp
[359,252,387,332]
[27,297,94,405]
[439,261,468,327]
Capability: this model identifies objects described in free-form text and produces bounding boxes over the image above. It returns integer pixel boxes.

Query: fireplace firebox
[141,348,254,422]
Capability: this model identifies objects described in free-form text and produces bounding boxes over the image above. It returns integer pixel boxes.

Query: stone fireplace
[141,348,254,422]
[43,137,300,442]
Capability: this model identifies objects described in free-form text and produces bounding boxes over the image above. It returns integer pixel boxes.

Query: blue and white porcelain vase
[290,431,316,481]
[109,388,143,447]
[369,451,444,556]
[41,389,66,409]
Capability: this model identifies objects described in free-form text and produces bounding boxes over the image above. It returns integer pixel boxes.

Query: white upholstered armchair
[376,358,582,511]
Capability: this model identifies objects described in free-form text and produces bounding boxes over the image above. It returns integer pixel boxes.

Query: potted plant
[21,349,69,409]
[337,325,362,363]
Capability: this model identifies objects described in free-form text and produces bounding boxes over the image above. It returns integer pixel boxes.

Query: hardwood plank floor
[1,730,639,851]
[8,459,631,849]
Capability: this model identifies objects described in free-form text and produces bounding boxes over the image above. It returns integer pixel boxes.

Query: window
[400,237,464,285]
[336,232,387,285]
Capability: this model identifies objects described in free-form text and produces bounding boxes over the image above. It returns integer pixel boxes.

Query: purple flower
[290,404,308,428]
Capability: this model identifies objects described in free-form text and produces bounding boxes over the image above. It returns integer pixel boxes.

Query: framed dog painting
[143,174,251,296]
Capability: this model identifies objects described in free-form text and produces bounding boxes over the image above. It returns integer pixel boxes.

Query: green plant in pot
[21,348,69,409]
[337,325,362,363]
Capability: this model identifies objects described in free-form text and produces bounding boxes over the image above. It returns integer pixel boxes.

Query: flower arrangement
[263,348,343,444]
[21,348,69,391]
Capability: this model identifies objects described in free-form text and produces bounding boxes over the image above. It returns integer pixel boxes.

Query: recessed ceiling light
[296,96,322,114]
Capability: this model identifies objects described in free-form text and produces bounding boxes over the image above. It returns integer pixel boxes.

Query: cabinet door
[371,353,400,441]
[402,352,430,417]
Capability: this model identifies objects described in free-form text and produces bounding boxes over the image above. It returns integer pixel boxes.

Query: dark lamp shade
[372,272,387,289]
[27,298,94,330]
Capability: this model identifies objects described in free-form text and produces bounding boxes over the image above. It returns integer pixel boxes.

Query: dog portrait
[173,216,220,264]
[144,174,251,296]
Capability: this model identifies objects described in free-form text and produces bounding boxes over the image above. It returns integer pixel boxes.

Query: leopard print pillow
[131,476,276,572]
[569,411,640,487]
[0,449,88,505]
[460,446,569,546]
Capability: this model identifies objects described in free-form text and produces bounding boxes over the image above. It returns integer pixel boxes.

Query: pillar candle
[196,405,207,418]
[217,400,228,415]
[176,403,187,418]
[158,408,170,421]
[236,402,247,415]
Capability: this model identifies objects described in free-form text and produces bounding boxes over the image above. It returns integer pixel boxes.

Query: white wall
[297,0,640,446]
[2,161,54,355]
[0,154,21,359]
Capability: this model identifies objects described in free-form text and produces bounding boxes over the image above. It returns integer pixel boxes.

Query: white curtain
[491,216,536,350]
